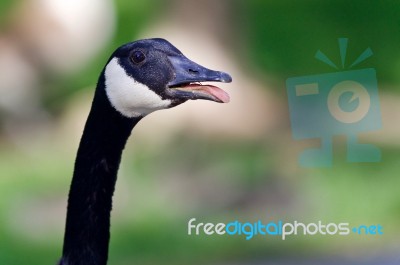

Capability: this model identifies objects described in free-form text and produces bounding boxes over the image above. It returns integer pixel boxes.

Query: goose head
[103,38,232,118]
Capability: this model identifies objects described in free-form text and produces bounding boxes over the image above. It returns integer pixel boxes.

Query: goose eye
[130,51,145,64]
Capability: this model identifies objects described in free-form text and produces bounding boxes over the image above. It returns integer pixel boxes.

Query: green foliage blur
[237,0,400,87]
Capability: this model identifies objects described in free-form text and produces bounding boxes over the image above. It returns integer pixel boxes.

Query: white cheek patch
[104,58,171,118]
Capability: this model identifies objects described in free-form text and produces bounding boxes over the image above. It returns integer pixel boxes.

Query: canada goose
[59,38,231,265]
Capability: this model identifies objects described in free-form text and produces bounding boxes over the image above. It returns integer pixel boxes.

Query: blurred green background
[0,0,399,264]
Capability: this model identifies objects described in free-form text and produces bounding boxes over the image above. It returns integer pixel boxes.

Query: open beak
[167,55,232,103]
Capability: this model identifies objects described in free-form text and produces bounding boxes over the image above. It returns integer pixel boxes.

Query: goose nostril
[188,69,199,75]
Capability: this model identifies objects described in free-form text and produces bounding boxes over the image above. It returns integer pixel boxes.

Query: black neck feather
[60,76,142,265]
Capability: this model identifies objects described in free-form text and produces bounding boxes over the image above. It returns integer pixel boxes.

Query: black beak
[167,55,232,86]
[166,55,232,103]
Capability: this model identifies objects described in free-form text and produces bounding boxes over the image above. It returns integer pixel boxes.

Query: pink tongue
[186,84,230,103]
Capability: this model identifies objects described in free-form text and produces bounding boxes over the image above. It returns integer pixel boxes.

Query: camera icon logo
[286,39,382,167]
